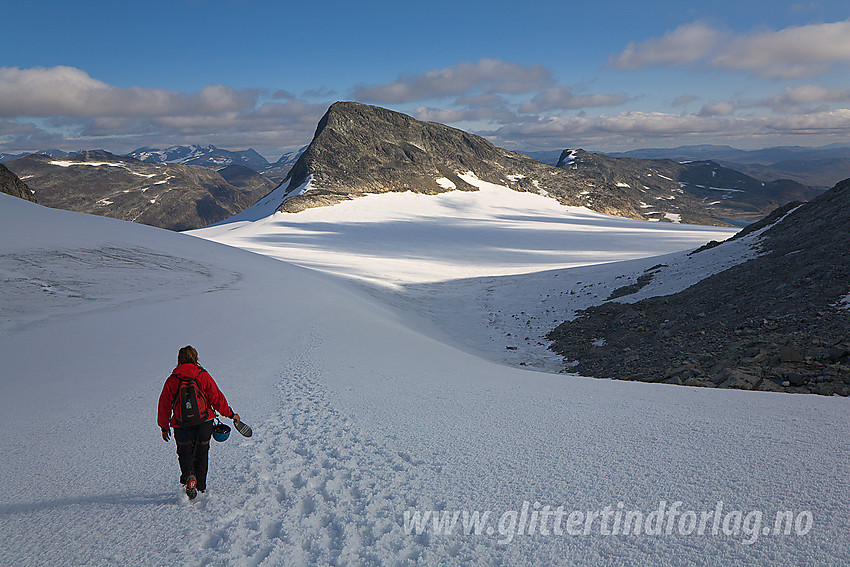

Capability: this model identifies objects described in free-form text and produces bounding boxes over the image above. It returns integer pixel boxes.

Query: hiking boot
[186,474,198,500]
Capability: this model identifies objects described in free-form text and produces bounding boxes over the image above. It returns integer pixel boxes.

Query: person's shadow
[0,492,179,516]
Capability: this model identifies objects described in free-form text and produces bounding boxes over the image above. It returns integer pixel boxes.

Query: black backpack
[171,374,210,427]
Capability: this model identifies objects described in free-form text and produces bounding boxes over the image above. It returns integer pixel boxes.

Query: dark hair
[178,345,199,366]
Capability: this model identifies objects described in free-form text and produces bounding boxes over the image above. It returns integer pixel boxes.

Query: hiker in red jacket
[158,345,240,498]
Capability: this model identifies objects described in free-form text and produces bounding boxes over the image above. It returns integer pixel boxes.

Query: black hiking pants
[174,420,214,491]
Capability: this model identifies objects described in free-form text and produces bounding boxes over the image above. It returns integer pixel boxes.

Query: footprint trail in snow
[176,335,494,566]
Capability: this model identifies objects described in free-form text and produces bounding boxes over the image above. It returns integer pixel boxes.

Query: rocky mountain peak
[276,103,677,221]
[281,102,504,211]
[556,149,582,167]
[270,102,808,226]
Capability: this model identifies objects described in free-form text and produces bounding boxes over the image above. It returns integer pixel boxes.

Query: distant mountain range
[127,144,306,183]
[714,158,850,189]
[557,149,820,224]
[2,144,306,185]
[0,149,75,162]
[524,144,850,189]
[6,141,846,190]
[4,151,275,230]
[609,143,850,163]
[608,144,850,189]
[128,144,270,170]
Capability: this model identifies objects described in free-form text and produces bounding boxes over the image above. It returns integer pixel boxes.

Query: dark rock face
[547,178,850,396]
[5,151,265,230]
[281,102,500,213]
[0,163,36,202]
[275,102,739,225]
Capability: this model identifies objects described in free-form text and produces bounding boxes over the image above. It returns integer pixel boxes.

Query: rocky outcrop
[5,151,267,230]
[546,178,850,396]
[274,102,748,225]
[0,163,36,202]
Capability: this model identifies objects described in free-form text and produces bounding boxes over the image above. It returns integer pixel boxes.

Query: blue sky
[2,0,849,159]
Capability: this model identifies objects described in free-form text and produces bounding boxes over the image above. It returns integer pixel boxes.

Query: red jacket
[157,363,234,429]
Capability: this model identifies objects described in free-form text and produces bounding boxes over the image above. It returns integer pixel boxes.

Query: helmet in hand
[212,420,231,442]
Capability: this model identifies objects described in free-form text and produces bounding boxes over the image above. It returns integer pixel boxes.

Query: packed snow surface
[2,192,848,566]
[435,177,456,190]
[194,174,736,287]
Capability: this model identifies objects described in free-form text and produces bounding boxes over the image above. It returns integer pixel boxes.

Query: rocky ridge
[5,151,268,231]
[558,149,820,223]
[547,178,850,395]
[268,102,692,224]
[279,102,809,226]
[0,163,36,202]
[610,144,850,189]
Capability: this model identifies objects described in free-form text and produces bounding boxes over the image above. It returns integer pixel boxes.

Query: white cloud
[0,66,258,117]
[762,108,850,131]
[712,20,850,78]
[493,112,729,141]
[698,101,736,117]
[0,67,328,158]
[608,20,850,78]
[485,108,850,149]
[352,59,555,103]
[607,23,724,69]
[519,87,628,113]
[414,94,521,125]
[768,84,850,108]
[414,105,517,124]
